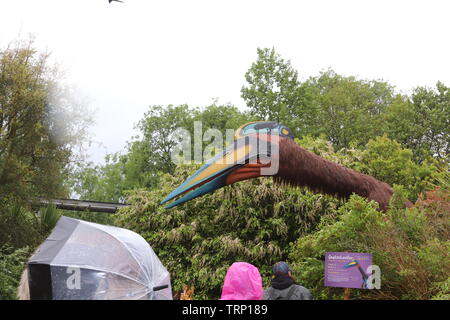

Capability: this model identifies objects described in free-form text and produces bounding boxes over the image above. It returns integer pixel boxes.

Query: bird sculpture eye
[234,121,294,140]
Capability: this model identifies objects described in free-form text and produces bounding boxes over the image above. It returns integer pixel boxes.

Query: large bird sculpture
[161,121,406,211]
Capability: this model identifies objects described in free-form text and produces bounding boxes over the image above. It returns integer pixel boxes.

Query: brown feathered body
[276,138,394,211]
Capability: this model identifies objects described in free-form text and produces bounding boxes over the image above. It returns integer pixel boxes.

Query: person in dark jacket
[263,261,313,300]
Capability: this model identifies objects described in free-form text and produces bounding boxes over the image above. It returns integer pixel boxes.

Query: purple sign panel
[325,252,372,289]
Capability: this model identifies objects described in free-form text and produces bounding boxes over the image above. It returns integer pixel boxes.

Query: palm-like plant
[39,204,61,235]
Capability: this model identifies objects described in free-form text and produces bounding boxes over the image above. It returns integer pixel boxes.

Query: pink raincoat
[220,262,263,300]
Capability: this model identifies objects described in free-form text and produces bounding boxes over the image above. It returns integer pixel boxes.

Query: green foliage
[115,164,341,299]
[241,47,300,124]
[383,82,449,160]
[0,245,32,300]
[134,104,194,182]
[192,103,252,135]
[431,278,450,300]
[39,203,61,235]
[0,202,43,249]
[299,70,395,150]
[62,210,115,226]
[0,39,91,204]
[70,153,126,202]
[357,136,443,201]
[242,47,449,160]
[69,103,251,202]
[288,187,449,300]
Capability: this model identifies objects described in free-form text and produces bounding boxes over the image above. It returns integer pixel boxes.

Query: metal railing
[34,198,129,213]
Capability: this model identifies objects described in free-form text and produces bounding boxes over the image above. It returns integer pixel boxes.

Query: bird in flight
[109,0,124,3]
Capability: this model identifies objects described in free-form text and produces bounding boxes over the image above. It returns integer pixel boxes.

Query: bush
[115,164,341,299]
[358,136,444,202]
[0,202,43,250]
[39,204,61,235]
[288,186,449,300]
[0,245,32,300]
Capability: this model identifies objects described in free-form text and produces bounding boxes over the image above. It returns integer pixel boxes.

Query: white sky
[1,0,449,164]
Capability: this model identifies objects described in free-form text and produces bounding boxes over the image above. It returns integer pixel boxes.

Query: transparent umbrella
[27,216,172,300]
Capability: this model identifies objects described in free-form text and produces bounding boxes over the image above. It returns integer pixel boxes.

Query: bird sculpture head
[161,121,294,208]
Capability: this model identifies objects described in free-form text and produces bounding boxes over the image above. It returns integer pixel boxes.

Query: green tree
[241,49,398,149]
[70,153,125,202]
[300,70,395,149]
[69,103,250,201]
[358,135,442,201]
[125,104,196,189]
[193,103,252,136]
[241,48,301,126]
[383,82,450,160]
[0,40,91,203]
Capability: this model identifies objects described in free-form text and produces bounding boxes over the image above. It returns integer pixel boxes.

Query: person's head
[272,261,293,278]
[220,262,263,300]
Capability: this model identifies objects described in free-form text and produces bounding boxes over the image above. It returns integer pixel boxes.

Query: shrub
[288,186,449,300]
[0,202,43,250]
[0,245,32,300]
[39,204,61,235]
[115,164,341,299]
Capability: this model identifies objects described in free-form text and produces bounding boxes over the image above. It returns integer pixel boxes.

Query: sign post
[343,288,351,300]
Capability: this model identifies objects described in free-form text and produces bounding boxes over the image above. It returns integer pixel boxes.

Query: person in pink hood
[220,262,263,300]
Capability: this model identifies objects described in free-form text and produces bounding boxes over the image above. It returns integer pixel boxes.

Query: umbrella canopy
[27,216,172,300]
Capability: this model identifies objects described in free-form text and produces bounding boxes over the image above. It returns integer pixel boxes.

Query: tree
[358,135,442,201]
[192,103,252,135]
[383,82,450,160]
[241,48,301,127]
[300,70,395,149]
[69,103,250,200]
[70,153,125,203]
[118,104,196,190]
[0,40,91,203]
[241,49,398,150]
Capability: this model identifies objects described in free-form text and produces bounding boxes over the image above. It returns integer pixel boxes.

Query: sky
[1,0,449,164]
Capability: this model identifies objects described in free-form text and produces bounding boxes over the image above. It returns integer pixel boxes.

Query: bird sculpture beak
[161,134,277,209]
